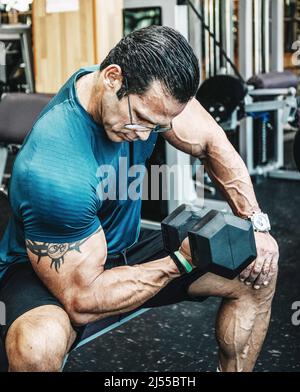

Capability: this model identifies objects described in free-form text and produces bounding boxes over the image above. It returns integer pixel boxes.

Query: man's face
[101,79,186,143]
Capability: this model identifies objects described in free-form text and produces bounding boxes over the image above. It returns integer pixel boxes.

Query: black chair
[0,93,54,191]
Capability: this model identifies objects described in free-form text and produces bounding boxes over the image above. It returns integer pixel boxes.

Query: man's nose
[135,131,151,141]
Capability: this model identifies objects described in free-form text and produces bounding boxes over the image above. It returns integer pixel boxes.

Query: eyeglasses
[124,86,172,134]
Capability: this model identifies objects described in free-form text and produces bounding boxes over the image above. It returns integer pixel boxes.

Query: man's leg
[6,305,76,372]
[118,229,277,371]
[187,269,278,372]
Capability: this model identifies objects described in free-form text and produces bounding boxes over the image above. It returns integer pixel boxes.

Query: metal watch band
[248,212,271,232]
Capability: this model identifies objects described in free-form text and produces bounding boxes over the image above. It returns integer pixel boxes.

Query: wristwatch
[248,212,271,232]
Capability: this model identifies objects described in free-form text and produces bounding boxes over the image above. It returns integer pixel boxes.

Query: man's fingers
[263,253,279,286]
[246,255,265,284]
[254,253,273,288]
[239,261,255,282]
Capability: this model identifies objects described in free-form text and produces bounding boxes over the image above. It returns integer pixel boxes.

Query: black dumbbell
[161,204,257,279]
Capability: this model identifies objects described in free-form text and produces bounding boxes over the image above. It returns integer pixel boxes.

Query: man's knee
[5,306,76,372]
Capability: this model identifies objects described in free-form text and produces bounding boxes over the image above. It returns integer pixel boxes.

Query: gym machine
[238,0,299,180]
[195,0,300,181]
[0,23,34,96]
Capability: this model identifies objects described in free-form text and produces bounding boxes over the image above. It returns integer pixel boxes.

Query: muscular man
[0,26,278,372]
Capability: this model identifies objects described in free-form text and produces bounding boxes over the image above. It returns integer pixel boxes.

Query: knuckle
[263,265,270,274]
[258,273,267,282]
[241,268,249,276]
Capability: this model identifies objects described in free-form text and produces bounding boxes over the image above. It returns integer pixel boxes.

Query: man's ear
[103,65,123,90]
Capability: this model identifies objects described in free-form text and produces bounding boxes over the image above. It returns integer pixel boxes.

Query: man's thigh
[0,262,66,339]
[187,272,243,299]
[0,262,76,370]
[5,304,76,371]
[187,269,278,301]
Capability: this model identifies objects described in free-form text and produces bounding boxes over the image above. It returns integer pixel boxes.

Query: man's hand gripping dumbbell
[162,204,257,279]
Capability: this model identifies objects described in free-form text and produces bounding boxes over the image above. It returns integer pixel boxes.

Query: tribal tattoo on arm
[26,227,102,272]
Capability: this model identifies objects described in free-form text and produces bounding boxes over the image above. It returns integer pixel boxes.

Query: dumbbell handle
[169,251,194,275]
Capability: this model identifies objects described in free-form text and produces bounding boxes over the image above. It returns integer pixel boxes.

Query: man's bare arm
[26,228,180,326]
[164,98,279,289]
[163,98,261,217]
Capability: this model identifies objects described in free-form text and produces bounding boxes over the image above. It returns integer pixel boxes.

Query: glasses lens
[154,126,172,133]
[124,124,150,132]
[124,124,172,133]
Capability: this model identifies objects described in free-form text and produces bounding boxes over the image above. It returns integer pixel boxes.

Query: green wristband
[174,251,193,273]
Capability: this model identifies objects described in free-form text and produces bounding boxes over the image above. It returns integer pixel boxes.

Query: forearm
[203,126,261,218]
[165,100,261,217]
[70,255,180,325]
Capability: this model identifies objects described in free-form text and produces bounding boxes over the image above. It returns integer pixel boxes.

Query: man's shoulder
[13,100,95,186]
[32,64,100,132]
[24,100,92,158]
[34,99,75,129]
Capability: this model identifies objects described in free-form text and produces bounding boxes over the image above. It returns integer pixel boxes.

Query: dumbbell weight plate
[188,211,257,279]
[161,204,209,253]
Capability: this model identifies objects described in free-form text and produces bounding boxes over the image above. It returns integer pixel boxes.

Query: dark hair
[100,25,200,104]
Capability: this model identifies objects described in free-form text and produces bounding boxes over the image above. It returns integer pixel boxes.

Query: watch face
[253,214,269,231]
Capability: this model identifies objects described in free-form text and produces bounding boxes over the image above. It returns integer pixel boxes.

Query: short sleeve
[9,124,101,244]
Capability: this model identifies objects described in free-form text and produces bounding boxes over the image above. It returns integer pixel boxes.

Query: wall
[32,0,123,93]
[94,0,123,64]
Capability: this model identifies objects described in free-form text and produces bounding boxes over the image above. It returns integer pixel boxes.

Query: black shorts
[0,229,207,352]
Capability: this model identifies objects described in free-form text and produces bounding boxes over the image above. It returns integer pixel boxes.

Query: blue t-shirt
[0,65,157,279]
